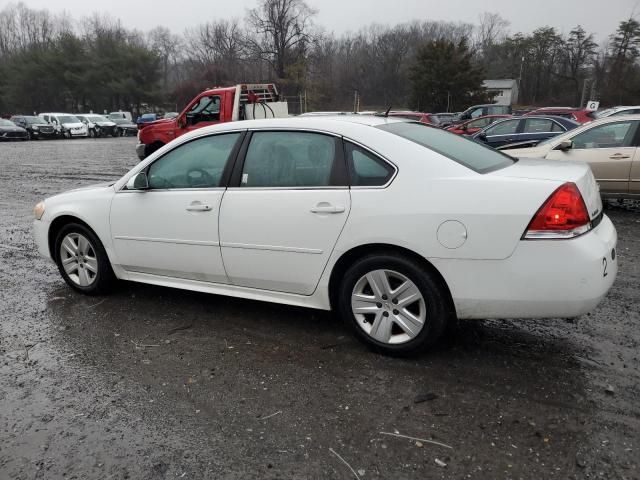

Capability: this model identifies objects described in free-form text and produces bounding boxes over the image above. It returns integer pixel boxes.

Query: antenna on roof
[384,106,392,117]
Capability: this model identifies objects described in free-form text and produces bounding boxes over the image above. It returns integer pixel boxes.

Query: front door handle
[311,203,345,214]
[609,153,631,159]
[186,202,212,212]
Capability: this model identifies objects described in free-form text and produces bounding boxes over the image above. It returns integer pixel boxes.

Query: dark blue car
[136,113,157,128]
[472,116,580,149]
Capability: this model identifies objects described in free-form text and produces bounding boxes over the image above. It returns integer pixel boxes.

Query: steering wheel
[186,168,215,187]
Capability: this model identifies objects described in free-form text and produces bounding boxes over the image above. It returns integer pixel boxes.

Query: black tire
[54,223,116,295]
[338,252,452,356]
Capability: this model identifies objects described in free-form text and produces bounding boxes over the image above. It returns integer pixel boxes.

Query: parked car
[389,110,438,125]
[9,115,57,140]
[432,113,457,127]
[594,106,640,119]
[446,115,511,135]
[473,116,579,149]
[112,118,138,137]
[505,115,640,198]
[108,111,133,122]
[39,113,88,138]
[32,116,617,355]
[136,113,158,128]
[0,118,28,141]
[454,104,512,124]
[77,114,118,137]
[388,111,440,125]
[524,107,595,124]
[137,83,288,160]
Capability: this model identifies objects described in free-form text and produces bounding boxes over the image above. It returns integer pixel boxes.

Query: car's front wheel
[54,223,115,295]
[338,253,451,356]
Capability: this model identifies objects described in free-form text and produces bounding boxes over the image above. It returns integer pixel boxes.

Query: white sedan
[33,116,618,355]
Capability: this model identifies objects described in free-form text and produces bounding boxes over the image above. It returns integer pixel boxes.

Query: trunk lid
[491,158,603,220]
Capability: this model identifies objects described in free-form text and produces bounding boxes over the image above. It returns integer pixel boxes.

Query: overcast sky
[5,0,639,41]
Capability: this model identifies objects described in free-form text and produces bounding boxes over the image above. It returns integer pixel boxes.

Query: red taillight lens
[523,182,591,239]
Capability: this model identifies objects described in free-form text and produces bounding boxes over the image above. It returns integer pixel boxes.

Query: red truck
[136,84,288,160]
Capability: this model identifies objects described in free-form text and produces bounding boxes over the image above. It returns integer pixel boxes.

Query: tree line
[1,0,639,116]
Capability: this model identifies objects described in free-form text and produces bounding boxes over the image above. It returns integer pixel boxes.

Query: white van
[107,111,133,122]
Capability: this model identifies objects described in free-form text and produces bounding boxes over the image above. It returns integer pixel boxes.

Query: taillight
[523,182,592,240]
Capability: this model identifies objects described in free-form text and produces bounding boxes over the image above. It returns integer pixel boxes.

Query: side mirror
[476,132,488,141]
[555,140,573,151]
[126,171,149,190]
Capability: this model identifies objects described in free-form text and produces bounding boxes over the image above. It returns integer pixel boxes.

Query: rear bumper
[435,214,618,319]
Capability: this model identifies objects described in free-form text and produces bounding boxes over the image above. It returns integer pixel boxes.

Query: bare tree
[247,0,316,80]
[476,12,510,55]
[148,26,183,89]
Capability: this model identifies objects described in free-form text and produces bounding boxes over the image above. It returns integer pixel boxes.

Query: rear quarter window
[377,122,515,174]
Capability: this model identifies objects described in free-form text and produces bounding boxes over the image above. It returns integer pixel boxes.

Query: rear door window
[486,119,519,135]
[345,142,395,186]
[240,131,339,187]
[523,118,554,133]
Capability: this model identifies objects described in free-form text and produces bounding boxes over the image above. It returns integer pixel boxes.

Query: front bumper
[135,143,147,160]
[33,218,52,261]
[434,214,618,319]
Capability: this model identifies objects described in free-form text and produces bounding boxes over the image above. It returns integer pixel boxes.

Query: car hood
[144,118,173,126]
[490,158,602,220]
[48,182,115,201]
[96,122,116,127]
[0,126,26,132]
[61,122,85,128]
[503,144,553,158]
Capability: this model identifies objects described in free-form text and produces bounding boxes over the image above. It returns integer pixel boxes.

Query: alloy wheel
[351,269,426,344]
[59,233,98,287]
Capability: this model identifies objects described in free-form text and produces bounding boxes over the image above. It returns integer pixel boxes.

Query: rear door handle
[311,203,345,214]
[609,153,630,159]
[186,202,212,212]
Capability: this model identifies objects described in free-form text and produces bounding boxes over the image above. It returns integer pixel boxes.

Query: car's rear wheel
[54,223,115,295]
[338,253,450,356]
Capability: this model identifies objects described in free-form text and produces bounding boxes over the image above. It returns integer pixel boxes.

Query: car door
[110,132,243,283]
[219,130,351,295]
[483,119,521,147]
[546,120,639,195]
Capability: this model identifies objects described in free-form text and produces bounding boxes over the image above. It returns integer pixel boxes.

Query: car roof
[171,115,414,143]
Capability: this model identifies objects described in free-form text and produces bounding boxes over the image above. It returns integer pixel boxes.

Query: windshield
[0,119,15,127]
[58,115,80,124]
[377,122,515,173]
[18,116,42,125]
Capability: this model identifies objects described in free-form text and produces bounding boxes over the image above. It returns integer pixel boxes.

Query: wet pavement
[0,137,639,479]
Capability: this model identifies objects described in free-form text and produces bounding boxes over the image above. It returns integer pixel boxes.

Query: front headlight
[34,201,45,220]
[32,125,39,131]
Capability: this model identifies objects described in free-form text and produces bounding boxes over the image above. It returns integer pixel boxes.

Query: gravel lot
[0,137,638,479]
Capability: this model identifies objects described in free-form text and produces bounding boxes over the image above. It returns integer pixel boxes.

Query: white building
[483,79,519,106]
